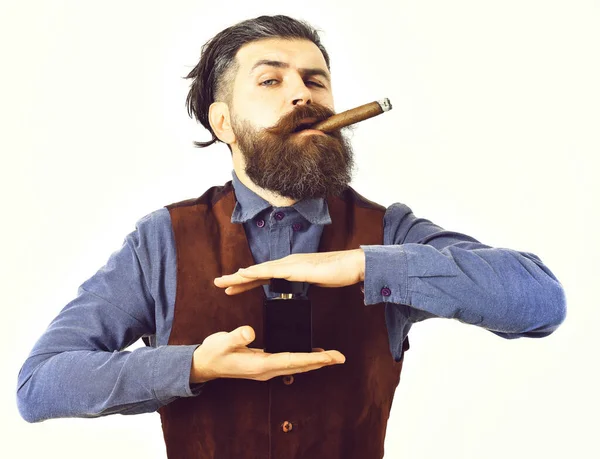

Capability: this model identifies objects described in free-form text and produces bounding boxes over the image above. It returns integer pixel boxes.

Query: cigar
[312,98,392,132]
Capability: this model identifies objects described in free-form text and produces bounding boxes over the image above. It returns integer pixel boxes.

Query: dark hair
[184,15,331,149]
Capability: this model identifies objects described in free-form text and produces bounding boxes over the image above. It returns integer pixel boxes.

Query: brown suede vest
[159,181,408,459]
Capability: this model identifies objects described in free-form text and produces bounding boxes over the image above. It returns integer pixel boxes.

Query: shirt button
[282,375,294,385]
[381,287,392,297]
[256,219,265,228]
[292,222,303,232]
[274,211,285,221]
[282,421,293,433]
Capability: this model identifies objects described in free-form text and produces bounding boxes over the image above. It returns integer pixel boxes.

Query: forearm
[17,344,199,422]
[16,208,202,422]
[361,241,566,337]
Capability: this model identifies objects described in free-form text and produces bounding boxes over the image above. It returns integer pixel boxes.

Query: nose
[289,75,312,106]
[293,95,311,106]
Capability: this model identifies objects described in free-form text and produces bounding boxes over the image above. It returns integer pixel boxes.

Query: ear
[208,102,236,144]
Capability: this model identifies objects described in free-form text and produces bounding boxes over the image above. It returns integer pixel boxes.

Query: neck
[232,150,298,207]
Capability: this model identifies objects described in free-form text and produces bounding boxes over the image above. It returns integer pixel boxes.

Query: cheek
[317,95,335,111]
[232,90,267,126]
[257,108,282,128]
[239,91,287,127]
[239,105,282,130]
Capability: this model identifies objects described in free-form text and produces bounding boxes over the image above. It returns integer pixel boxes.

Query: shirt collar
[230,170,332,225]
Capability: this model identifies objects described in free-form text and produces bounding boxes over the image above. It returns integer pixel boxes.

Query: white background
[1,1,598,458]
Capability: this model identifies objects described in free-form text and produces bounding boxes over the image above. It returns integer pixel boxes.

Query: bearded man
[17,15,566,459]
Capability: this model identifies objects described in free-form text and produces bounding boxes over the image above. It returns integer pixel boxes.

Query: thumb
[229,325,255,348]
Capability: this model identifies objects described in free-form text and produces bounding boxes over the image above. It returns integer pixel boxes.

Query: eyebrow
[250,60,331,83]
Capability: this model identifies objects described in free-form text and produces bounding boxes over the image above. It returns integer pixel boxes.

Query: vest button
[282,375,294,385]
[282,421,293,433]
[256,219,265,228]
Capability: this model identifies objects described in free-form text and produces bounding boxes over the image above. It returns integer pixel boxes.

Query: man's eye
[260,79,279,86]
[306,81,325,88]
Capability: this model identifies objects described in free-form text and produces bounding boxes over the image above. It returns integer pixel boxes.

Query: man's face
[227,38,354,200]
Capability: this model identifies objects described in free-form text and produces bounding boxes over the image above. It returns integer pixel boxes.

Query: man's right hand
[190,326,345,384]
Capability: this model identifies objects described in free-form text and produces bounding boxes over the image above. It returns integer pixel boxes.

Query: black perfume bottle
[263,279,312,353]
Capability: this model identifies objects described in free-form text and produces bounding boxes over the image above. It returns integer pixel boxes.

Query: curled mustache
[264,104,337,137]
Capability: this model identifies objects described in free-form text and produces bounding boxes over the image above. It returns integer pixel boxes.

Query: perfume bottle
[263,278,312,353]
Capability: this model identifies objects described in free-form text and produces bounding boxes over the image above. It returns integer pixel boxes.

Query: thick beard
[232,104,355,201]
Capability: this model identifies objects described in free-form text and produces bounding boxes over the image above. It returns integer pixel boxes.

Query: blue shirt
[17,170,566,423]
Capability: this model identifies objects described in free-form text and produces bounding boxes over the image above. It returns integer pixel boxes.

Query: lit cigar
[312,98,392,132]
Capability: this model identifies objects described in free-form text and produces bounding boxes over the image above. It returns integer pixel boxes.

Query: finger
[237,259,303,282]
[269,352,346,378]
[214,271,260,288]
[223,259,284,279]
[265,362,328,380]
[224,279,268,295]
[205,331,228,340]
[283,361,338,375]
[239,267,297,282]
[263,350,345,373]
[227,325,256,349]
[312,347,325,352]
[322,350,346,364]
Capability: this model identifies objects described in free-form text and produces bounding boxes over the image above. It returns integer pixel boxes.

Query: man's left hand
[214,249,365,295]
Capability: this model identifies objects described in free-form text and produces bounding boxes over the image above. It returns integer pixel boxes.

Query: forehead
[234,38,329,75]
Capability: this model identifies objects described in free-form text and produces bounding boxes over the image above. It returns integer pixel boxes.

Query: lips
[266,105,335,137]
[293,117,318,132]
